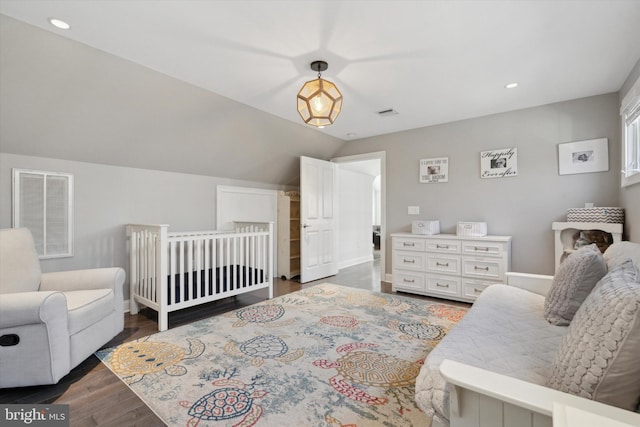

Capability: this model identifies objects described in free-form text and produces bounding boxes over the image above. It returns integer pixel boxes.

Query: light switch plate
[408,206,420,215]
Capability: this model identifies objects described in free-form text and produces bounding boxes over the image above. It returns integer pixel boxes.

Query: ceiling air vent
[377,108,398,117]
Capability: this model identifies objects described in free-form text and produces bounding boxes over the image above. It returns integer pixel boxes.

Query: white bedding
[415,284,567,425]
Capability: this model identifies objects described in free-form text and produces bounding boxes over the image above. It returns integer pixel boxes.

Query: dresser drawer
[462,279,494,299]
[425,239,461,254]
[426,274,460,297]
[393,251,427,271]
[462,257,505,280]
[393,271,426,292]
[426,254,461,275]
[461,241,508,257]
[393,237,427,252]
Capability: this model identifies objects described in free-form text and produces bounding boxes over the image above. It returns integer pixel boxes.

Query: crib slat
[179,241,185,304]
[188,239,194,301]
[238,235,243,288]
[228,236,232,292]
[233,236,238,291]
[260,232,264,282]
[170,240,176,305]
[251,234,255,285]
[213,238,218,295]
[204,238,210,297]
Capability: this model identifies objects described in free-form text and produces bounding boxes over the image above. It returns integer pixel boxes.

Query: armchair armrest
[40,267,125,295]
[0,291,68,329]
[440,360,640,426]
[505,272,554,297]
[0,291,71,387]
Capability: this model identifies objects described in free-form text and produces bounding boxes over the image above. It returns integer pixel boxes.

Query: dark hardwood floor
[0,256,468,426]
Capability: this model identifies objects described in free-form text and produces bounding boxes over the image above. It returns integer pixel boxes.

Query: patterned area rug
[97,283,467,426]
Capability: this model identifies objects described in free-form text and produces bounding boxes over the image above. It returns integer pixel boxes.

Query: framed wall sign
[480,147,518,179]
[420,157,449,183]
[558,138,609,175]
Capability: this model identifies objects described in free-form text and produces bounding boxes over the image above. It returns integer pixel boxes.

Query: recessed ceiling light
[505,82,518,89]
[49,18,71,30]
[346,133,357,138]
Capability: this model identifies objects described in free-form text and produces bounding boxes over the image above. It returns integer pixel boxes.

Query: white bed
[126,222,273,331]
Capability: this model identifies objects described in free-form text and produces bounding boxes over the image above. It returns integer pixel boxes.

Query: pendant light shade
[297,61,342,127]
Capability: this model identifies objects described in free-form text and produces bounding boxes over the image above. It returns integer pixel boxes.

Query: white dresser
[391,233,512,302]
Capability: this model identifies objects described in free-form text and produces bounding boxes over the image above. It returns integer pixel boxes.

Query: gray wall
[335,93,622,275]
[0,14,636,283]
[619,57,640,242]
[0,153,294,299]
[0,15,344,187]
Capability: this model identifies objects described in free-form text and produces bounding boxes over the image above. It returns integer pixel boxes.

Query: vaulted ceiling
[2,0,640,141]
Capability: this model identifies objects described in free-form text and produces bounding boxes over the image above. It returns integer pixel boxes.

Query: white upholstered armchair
[0,228,125,388]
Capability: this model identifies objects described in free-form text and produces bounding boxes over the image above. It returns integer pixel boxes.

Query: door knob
[303,224,310,228]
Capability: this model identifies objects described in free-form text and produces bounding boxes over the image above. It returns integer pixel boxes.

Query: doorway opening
[331,151,386,289]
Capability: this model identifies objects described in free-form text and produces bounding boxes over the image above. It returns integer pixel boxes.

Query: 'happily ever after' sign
[480,148,518,179]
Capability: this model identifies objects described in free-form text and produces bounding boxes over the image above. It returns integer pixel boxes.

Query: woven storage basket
[456,221,487,237]
[412,220,440,235]
[566,207,624,224]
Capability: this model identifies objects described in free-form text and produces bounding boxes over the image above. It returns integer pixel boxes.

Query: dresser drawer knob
[436,283,449,288]
[403,259,415,264]
[436,262,449,267]
[436,244,450,249]
[474,246,490,252]
[403,278,415,283]
[474,266,490,271]
[474,287,483,293]
[403,242,415,247]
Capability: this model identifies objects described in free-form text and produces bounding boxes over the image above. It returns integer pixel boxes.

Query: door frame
[331,151,387,282]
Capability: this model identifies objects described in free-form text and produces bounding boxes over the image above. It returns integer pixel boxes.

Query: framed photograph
[480,147,518,179]
[558,138,609,175]
[420,157,448,183]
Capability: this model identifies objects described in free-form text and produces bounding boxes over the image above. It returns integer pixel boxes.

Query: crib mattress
[168,265,265,303]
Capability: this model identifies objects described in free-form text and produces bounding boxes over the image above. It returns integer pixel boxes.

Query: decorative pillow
[546,260,640,411]
[544,244,607,326]
[604,241,640,273]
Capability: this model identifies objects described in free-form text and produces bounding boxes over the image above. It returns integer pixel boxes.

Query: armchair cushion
[547,259,640,411]
[544,244,607,326]
[65,289,115,335]
[0,228,41,293]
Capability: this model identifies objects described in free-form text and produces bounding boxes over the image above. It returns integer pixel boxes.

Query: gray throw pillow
[546,260,640,411]
[544,244,607,326]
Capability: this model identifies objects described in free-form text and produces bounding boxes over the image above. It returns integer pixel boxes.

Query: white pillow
[547,260,640,411]
[544,244,607,326]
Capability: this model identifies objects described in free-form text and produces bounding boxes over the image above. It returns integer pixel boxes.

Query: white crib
[126,222,274,331]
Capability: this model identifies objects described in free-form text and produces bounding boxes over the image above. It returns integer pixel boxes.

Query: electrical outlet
[408,206,420,215]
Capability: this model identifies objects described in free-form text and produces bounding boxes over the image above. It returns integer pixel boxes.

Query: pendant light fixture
[297,61,342,127]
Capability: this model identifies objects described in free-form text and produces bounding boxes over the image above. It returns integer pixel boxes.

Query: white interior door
[300,156,338,283]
